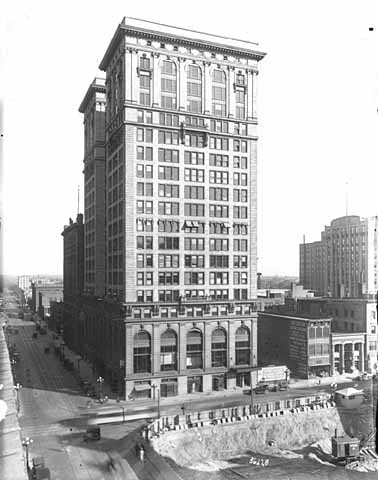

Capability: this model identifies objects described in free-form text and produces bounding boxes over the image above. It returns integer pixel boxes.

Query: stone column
[130,48,139,104]
[228,67,235,118]
[178,57,186,111]
[203,62,212,115]
[360,342,365,372]
[340,343,344,374]
[152,323,160,374]
[179,322,187,373]
[151,53,160,107]
[246,70,254,121]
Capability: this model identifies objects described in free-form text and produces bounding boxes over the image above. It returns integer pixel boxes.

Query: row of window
[136,254,248,269]
[135,288,249,303]
[136,236,248,251]
[137,111,249,137]
[136,166,248,186]
[138,58,247,119]
[136,201,249,218]
[133,326,250,374]
[136,271,249,286]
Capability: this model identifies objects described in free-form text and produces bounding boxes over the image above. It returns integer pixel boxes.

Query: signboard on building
[257,365,288,383]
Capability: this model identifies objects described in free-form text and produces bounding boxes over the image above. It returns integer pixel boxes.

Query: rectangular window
[184,255,205,268]
[136,200,153,214]
[158,237,180,250]
[158,166,179,181]
[184,272,205,285]
[158,254,180,268]
[209,170,229,184]
[209,154,229,167]
[184,151,204,165]
[184,238,205,250]
[158,202,179,215]
[159,272,180,285]
[233,156,248,169]
[158,130,179,145]
[158,148,179,163]
[159,184,179,198]
[209,136,229,150]
[209,204,229,218]
[184,203,205,216]
[233,206,248,218]
[184,168,204,183]
[184,186,204,200]
[210,187,229,201]
[210,239,229,251]
[210,255,229,268]
[209,272,229,285]
[158,220,179,233]
[234,239,248,251]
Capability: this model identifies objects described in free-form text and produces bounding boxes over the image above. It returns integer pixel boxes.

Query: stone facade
[71,18,266,399]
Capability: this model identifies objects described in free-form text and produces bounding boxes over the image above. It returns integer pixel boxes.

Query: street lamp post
[60,342,66,361]
[96,376,104,401]
[250,371,254,414]
[22,436,33,470]
[14,383,22,413]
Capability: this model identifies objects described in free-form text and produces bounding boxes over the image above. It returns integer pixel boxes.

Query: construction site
[149,382,378,479]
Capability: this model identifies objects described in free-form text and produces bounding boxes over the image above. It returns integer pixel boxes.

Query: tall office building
[300,215,378,298]
[79,78,107,297]
[79,18,266,398]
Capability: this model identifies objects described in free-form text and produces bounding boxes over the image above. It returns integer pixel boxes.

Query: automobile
[357,372,374,381]
[255,383,269,394]
[83,426,101,442]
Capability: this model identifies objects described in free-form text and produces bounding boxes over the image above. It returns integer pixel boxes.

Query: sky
[1,0,378,277]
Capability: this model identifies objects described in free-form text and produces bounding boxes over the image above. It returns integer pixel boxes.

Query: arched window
[160,329,177,371]
[133,330,151,373]
[161,60,177,109]
[187,64,202,113]
[235,326,250,365]
[211,327,227,367]
[212,69,226,117]
[186,329,203,369]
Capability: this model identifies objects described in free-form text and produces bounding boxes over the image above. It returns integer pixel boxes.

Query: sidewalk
[43,327,114,401]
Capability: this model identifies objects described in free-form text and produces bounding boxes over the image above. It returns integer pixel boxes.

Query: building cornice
[79,78,106,114]
[99,17,266,71]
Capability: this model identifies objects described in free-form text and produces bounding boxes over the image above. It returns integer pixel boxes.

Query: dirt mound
[152,407,345,470]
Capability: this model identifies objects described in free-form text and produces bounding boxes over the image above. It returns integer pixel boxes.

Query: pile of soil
[152,407,345,471]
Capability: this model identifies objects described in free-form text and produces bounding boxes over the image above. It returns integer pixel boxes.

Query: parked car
[83,426,101,442]
[255,383,269,394]
[357,372,373,381]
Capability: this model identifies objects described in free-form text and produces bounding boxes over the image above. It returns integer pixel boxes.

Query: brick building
[258,307,332,378]
[67,17,266,399]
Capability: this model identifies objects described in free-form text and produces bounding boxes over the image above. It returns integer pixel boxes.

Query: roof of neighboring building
[335,387,364,396]
[259,309,331,322]
[100,17,266,71]
[78,77,106,113]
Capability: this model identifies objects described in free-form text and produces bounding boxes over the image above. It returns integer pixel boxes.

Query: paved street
[8,318,146,479]
[6,312,377,480]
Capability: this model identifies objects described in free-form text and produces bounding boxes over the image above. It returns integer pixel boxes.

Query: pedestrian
[139,445,145,462]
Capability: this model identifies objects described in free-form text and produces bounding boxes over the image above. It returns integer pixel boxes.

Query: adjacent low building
[258,307,332,378]
[295,297,378,375]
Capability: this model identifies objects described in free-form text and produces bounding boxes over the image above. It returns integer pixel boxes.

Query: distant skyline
[2,0,378,277]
